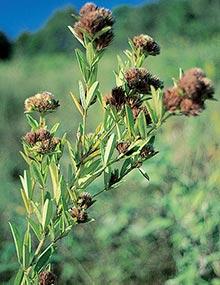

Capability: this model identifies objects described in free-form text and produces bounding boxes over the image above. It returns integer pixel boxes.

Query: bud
[39,271,56,285]
[70,207,88,223]
[133,34,160,56]
[125,68,163,93]
[77,192,95,209]
[105,87,126,110]
[163,87,182,112]
[74,3,114,50]
[24,91,59,113]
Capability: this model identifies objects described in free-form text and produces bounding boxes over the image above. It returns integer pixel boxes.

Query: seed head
[163,87,182,112]
[105,87,126,110]
[24,92,59,113]
[125,68,162,93]
[178,68,214,101]
[74,3,114,50]
[70,207,88,223]
[39,271,56,285]
[77,192,95,209]
[133,34,160,56]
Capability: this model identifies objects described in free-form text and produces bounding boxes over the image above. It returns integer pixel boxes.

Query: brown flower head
[127,97,152,124]
[180,98,204,116]
[77,192,95,209]
[105,87,126,110]
[133,34,160,56]
[116,141,130,154]
[163,87,182,112]
[149,75,164,90]
[79,3,97,15]
[70,207,88,223]
[24,92,59,113]
[140,145,156,159]
[74,3,114,50]
[23,129,60,154]
[125,68,162,93]
[178,68,214,101]
[39,271,56,285]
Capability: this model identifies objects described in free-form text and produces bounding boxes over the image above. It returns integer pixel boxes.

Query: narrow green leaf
[26,114,38,129]
[78,81,86,110]
[125,105,135,137]
[50,123,60,134]
[104,133,116,166]
[14,268,24,285]
[49,163,61,204]
[28,218,42,241]
[70,92,84,116]
[86,81,99,108]
[41,199,53,230]
[68,26,84,46]
[31,162,45,186]
[75,48,88,79]
[86,42,95,66]
[138,168,150,181]
[93,26,111,39]
[137,110,147,138]
[9,223,22,263]
[20,188,30,213]
[35,246,53,273]
[120,158,132,177]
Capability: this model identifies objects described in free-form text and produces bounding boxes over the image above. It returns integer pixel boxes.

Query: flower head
[74,3,114,50]
[23,129,60,154]
[163,87,182,112]
[125,68,163,93]
[39,271,56,285]
[163,67,214,116]
[77,192,95,209]
[180,98,204,116]
[116,142,130,154]
[105,87,126,110]
[70,207,88,223]
[133,34,160,56]
[178,68,214,101]
[24,92,59,113]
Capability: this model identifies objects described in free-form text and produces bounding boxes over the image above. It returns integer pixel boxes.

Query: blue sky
[0,0,149,39]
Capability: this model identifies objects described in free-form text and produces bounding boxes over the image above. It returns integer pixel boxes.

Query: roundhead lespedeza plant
[10,3,216,284]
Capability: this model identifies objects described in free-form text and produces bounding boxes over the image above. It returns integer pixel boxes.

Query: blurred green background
[0,0,220,284]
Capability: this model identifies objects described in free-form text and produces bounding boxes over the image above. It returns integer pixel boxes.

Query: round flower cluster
[105,87,127,110]
[39,271,56,285]
[70,192,95,224]
[23,128,60,154]
[24,91,59,113]
[74,2,114,50]
[125,68,163,94]
[163,68,214,116]
[132,34,160,56]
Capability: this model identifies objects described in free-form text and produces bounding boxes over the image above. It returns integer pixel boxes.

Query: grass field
[0,38,220,284]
